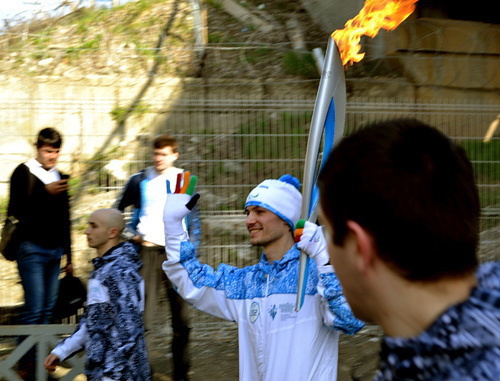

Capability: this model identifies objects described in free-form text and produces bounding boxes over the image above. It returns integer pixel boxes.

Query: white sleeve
[51,321,88,361]
[163,233,237,321]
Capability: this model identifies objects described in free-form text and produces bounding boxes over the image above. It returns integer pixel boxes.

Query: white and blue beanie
[245,174,302,229]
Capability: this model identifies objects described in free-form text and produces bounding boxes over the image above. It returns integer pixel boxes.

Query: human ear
[346,220,376,272]
[109,227,119,240]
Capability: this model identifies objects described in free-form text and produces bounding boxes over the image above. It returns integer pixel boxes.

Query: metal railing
[0,325,84,380]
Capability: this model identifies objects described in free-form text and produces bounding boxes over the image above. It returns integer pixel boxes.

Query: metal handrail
[0,325,85,381]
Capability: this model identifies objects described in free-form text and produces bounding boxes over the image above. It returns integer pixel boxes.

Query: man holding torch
[162,173,364,380]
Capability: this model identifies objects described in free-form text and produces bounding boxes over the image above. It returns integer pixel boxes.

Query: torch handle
[296,38,346,311]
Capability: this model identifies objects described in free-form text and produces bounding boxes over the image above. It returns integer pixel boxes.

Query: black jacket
[8,163,72,261]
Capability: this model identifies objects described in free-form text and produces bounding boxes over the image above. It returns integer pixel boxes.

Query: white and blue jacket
[163,233,364,381]
[114,167,201,247]
[51,242,151,380]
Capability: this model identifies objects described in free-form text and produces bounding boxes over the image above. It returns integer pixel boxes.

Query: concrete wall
[300,0,365,32]
[385,18,500,89]
[300,2,499,90]
[0,76,319,197]
[0,68,497,198]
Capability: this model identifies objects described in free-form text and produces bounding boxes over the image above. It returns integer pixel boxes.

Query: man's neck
[376,271,477,338]
[263,236,296,262]
[96,240,119,257]
[154,165,176,176]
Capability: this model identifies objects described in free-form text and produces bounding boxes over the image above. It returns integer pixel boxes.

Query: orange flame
[332,0,418,66]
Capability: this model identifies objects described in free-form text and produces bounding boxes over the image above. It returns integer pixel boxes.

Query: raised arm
[163,173,238,321]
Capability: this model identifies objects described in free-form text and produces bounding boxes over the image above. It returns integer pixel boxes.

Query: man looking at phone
[8,127,73,379]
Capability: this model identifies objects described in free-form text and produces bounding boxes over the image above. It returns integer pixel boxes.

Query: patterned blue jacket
[51,242,151,380]
[164,233,364,381]
[376,261,500,380]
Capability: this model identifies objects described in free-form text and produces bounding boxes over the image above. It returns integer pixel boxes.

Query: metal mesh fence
[0,95,499,327]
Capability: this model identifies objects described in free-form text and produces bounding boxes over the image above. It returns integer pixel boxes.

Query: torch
[295,38,345,311]
[295,0,419,311]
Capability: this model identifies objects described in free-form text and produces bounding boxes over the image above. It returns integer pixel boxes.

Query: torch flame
[332,0,418,66]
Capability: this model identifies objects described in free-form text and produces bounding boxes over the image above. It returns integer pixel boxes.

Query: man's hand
[164,172,200,236]
[295,220,329,266]
[44,353,60,373]
[132,235,144,244]
[45,179,69,195]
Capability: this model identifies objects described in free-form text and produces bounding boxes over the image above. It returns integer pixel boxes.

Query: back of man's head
[153,134,178,152]
[103,208,125,234]
[36,127,62,148]
[93,208,125,241]
[319,118,479,281]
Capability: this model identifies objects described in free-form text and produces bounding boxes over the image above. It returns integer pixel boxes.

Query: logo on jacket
[269,305,277,320]
[278,303,297,322]
[250,301,260,323]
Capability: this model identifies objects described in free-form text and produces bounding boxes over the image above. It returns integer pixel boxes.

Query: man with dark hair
[114,134,200,380]
[8,127,73,378]
[162,174,364,380]
[44,209,150,380]
[317,118,500,379]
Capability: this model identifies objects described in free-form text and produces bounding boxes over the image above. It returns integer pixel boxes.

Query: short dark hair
[319,118,479,281]
[36,127,62,148]
[153,134,178,153]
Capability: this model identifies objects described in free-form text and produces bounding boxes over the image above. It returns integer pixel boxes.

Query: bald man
[44,209,151,380]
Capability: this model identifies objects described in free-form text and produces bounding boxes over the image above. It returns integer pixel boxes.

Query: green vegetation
[67,176,81,198]
[1,0,196,76]
[207,31,239,45]
[110,101,151,123]
[283,52,319,79]
[244,48,272,64]
[74,7,113,33]
[30,50,48,61]
[0,197,7,219]
[205,0,223,11]
[461,139,500,183]
[31,30,53,48]
[66,35,103,60]
[237,111,310,160]
[460,139,500,215]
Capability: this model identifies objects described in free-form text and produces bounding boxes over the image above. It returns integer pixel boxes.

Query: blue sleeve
[113,171,143,212]
[320,271,365,335]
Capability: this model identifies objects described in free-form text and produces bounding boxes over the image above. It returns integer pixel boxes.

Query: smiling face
[245,205,291,249]
[153,146,179,173]
[35,144,60,170]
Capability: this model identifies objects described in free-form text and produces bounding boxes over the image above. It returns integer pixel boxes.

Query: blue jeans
[17,241,63,325]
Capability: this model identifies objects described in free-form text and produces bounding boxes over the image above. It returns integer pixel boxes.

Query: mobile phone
[60,174,70,180]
